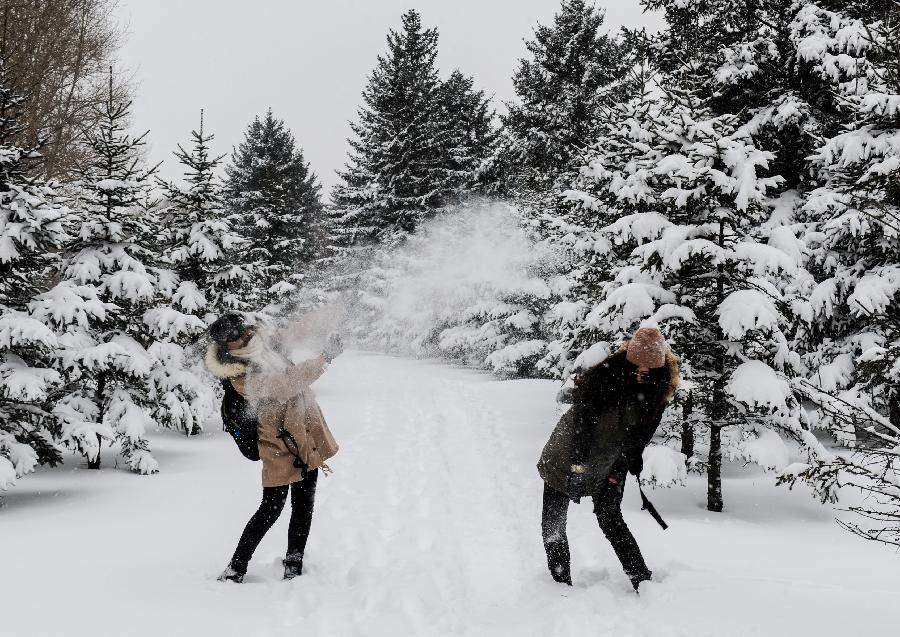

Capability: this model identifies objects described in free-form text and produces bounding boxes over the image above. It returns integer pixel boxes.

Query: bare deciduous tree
[0,0,132,178]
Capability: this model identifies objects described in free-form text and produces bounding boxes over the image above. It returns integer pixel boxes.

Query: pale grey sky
[117,1,663,193]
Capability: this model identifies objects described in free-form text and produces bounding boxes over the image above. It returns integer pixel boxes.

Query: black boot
[548,556,572,586]
[283,552,303,580]
[217,563,245,583]
[629,570,652,593]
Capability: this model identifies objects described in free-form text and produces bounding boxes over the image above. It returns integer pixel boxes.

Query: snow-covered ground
[1,351,898,637]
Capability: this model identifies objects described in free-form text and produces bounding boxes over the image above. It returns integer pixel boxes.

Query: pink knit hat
[626,327,668,369]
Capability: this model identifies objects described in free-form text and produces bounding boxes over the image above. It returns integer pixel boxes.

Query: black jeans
[230,469,318,574]
[541,477,651,584]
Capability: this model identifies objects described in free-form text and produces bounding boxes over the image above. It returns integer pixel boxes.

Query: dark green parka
[538,348,680,497]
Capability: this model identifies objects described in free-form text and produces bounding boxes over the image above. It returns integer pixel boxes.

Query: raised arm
[241,356,328,401]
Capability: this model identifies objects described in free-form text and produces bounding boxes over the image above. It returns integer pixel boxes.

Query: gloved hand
[567,464,588,503]
[600,474,624,501]
[322,332,344,363]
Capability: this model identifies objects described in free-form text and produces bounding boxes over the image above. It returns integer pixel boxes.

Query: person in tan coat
[205,313,341,583]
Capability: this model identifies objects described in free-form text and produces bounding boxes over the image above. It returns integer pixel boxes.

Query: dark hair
[208,313,248,344]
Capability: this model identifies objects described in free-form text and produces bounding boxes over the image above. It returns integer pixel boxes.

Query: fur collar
[205,343,247,380]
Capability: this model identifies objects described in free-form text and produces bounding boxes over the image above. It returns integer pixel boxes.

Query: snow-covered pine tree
[562,69,826,510]
[777,2,900,544]
[51,72,164,473]
[0,62,69,489]
[436,70,497,198]
[224,109,325,313]
[330,9,450,252]
[642,0,843,193]
[161,110,244,316]
[500,0,635,194]
[150,110,242,436]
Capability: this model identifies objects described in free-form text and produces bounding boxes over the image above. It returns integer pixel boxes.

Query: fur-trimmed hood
[205,343,248,380]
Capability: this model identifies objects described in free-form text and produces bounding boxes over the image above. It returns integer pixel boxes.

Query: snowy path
[2,351,899,637]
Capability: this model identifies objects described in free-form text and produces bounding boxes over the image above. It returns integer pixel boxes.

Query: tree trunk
[681,390,694,459]
[88,370,107,469]
[86,433,102,469]
[707,216,726,513]
[707,423,723,512]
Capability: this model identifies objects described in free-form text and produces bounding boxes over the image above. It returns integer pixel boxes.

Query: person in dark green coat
[538,327,680,591]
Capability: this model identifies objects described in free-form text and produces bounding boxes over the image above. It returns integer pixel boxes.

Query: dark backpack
[221,380,259,461]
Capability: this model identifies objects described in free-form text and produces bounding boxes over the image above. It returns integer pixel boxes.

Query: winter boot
[283,552,303,580]
[629,570,652,593]
[217,564,245,583]
[548,559,572,586]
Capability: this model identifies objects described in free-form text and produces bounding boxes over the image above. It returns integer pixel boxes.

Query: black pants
[230,469,318,574]
[541,477,651,584]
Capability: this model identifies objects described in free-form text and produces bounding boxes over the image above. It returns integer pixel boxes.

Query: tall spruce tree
[330,10,451,250]
[501,0,634,193]
[436,70,497,198]
[161,110,245,316]
[0,62,69,488]
[224,109,325,312]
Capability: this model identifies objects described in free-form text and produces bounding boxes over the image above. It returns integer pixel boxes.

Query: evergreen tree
[779,2,900,545]
[558,71,827,511]
[501,0,635,192]
[161,110,245,315]
[0,62,69,488]
[642,0,844,190]
[224,109,325,312]
[330,10,450,250]
[436,70,497,198]
[51,74,166,473]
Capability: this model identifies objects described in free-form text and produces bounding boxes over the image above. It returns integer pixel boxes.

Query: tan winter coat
[207,346,339,487]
